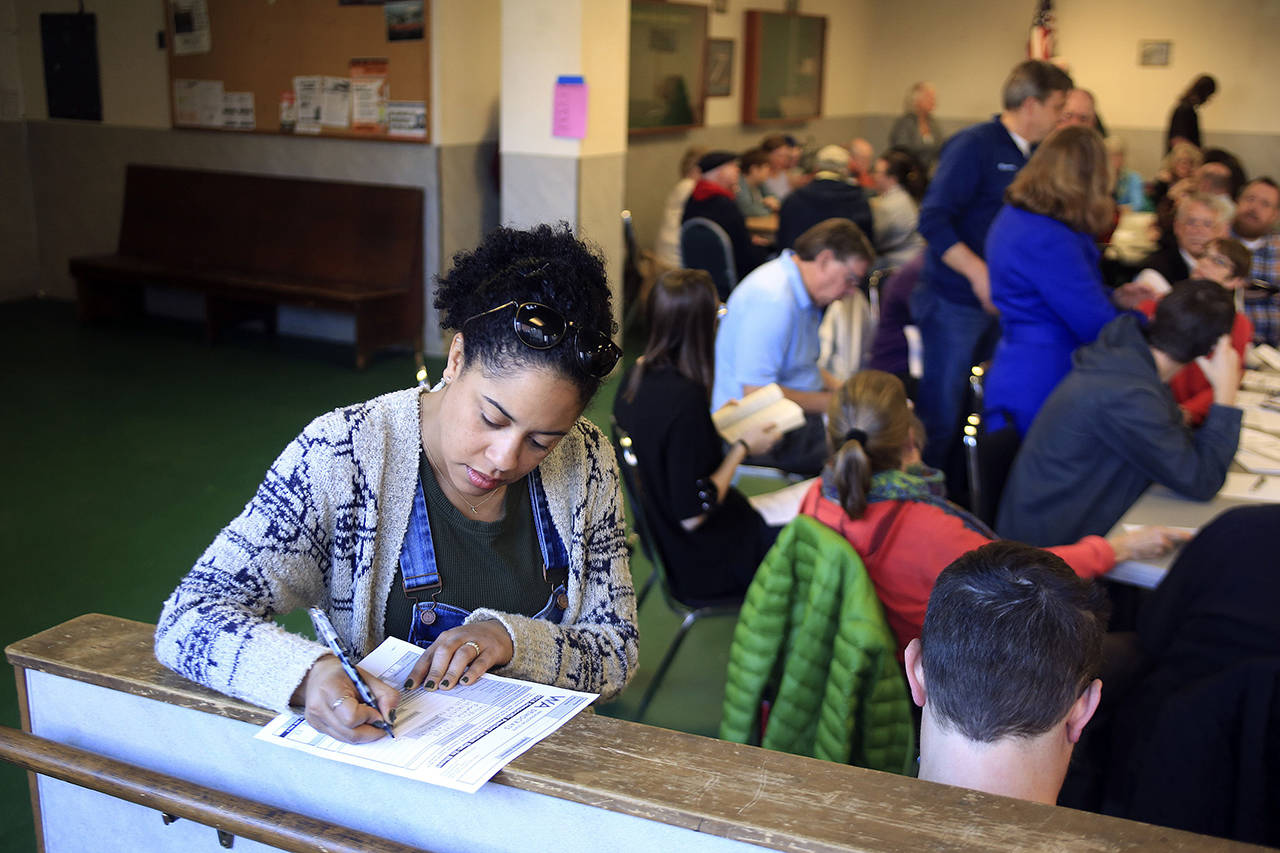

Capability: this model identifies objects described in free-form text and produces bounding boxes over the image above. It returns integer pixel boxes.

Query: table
[6,614,1253,852]
[1105,484,1253,588]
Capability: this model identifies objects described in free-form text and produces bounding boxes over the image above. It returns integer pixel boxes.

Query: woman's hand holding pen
[406,621,514,692]
[297,655,401,744]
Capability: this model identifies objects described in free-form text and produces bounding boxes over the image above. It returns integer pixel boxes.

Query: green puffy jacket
[719,515,916,775]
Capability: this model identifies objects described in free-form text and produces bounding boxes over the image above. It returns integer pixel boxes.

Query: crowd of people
[636,58,1278,834]
[152,60,1279,848]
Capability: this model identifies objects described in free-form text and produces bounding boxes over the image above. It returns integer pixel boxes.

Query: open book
[712,383,806,445]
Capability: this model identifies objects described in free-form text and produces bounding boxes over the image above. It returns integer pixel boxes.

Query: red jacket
[1138,299,1252,426]
[799,480,1115,659]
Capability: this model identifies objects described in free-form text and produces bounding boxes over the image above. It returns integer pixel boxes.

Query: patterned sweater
[155,386,638,712]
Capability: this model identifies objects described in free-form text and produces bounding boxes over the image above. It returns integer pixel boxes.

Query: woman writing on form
[156,224,637,743]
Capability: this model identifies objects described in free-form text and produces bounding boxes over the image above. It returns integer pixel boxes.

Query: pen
[307,607,395,738]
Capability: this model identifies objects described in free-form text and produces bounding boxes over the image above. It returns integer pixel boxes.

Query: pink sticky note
[553,75,588,139]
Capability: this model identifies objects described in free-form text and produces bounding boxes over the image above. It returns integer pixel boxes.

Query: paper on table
[1243,407,1280,436]
[255,637,597,793]
[1243,370,1280,395]
[1218,472,1280,502]
[1108,524,1198,589]
[1234,390,1270,410]
[1240,427,1280,460]
[1236,449,1280,475]
[747,477,817,527]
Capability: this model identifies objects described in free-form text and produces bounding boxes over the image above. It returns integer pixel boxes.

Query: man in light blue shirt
[713,218,874,474]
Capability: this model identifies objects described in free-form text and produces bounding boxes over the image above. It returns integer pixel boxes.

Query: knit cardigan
[719,516,916,774]
[155,386,638,712]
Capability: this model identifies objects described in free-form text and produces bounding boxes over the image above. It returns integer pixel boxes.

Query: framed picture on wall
[741,10,826,124]
[706,39,734,97]
[1139,40,1172,67]
[628,0,707,133]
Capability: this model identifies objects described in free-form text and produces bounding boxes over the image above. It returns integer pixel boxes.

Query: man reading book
[712,218,875,475]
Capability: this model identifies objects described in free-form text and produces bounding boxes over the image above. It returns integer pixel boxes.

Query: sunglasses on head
[463,300,622,378]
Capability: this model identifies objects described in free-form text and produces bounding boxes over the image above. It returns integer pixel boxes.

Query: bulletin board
[741,10,825,125]
[165,0,431,143]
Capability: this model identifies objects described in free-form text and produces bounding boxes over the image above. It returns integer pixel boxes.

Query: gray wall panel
[0,121,39,301]
[578,152,626,337]
[500,151,578,230]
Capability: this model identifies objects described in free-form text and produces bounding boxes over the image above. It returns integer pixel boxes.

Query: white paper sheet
[387,101,427,137]
[748,478,817,527]
[293,76,323,134]
[1243,407,1280,436]
[173,79,223,127]
[1242,370,1280,395]
[221,91,255,130]
[255,637,596,793]
[170,0,211,56]
[320,76,351,128]
[1218,472,1280,502]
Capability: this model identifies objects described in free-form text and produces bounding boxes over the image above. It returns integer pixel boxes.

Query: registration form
[255,637,597,793]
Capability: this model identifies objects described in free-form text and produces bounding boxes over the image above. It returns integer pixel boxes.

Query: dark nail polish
[403,678,414,690]
[388,709,398,723]
[440,679,450,688]
[424,679,435,690]
[460,676,469,684]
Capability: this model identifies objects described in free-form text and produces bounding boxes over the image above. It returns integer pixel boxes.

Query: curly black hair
[434,223,616,402]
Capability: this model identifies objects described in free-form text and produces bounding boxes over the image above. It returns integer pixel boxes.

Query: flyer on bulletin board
[350,58,389,132]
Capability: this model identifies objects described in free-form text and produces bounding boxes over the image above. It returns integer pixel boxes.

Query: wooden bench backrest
[117,165,423,292]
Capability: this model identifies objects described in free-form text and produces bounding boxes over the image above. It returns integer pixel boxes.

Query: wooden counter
[7,614,1263,852]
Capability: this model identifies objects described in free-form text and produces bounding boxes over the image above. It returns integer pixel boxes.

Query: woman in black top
[1166,74,1216,151]
[613,269,782,601]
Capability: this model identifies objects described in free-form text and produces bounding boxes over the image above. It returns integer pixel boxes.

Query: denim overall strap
[399,478,442,597]
[528,468,569,587]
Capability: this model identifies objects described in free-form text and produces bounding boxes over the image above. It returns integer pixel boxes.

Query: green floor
[0,299,737,851]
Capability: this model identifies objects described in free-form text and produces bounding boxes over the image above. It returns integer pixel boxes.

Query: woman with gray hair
[889,82,943,170]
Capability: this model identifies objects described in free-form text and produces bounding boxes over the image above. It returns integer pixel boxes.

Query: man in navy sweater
[913,60,1072,493]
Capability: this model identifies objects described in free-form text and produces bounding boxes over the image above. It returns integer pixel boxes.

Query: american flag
[1028,0,1055,60]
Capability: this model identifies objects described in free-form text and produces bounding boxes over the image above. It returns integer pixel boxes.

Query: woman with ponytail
[799,370,1183,659]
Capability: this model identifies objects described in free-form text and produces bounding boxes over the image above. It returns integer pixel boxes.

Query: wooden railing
[0,726,419,853]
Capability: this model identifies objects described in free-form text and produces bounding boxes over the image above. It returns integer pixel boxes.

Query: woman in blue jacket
[984,125,1120,435]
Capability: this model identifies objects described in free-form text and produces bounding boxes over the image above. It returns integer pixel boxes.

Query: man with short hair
[713,219,875,475]
[1231,177,1280,345]
[1060,87,1103,135]
[776,144,872,250]
[999,280,1241,547]
[905,541,1110,804]
[1138,192,1231,290]
[683,150,765,281]
[847,137,876,190]
[913,59,1073,485]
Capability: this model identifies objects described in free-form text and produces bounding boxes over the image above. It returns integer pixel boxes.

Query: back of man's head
[1146,279,1236,365]
[793,218,873,264]
[1002,60,1073,110]
[919,541,1109,743]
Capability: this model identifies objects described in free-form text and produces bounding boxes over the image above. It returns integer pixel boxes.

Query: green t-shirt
[383,453,548,641]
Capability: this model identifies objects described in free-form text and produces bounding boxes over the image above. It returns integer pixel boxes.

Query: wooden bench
[70,164,424,368]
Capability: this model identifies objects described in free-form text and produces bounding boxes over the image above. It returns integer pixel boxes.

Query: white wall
[699,0,874,127]
[14,0,169,126]
[865,0,1280,135]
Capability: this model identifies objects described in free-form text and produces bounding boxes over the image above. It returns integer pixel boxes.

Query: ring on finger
[330,696,349,710]
[463,640,482,657]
